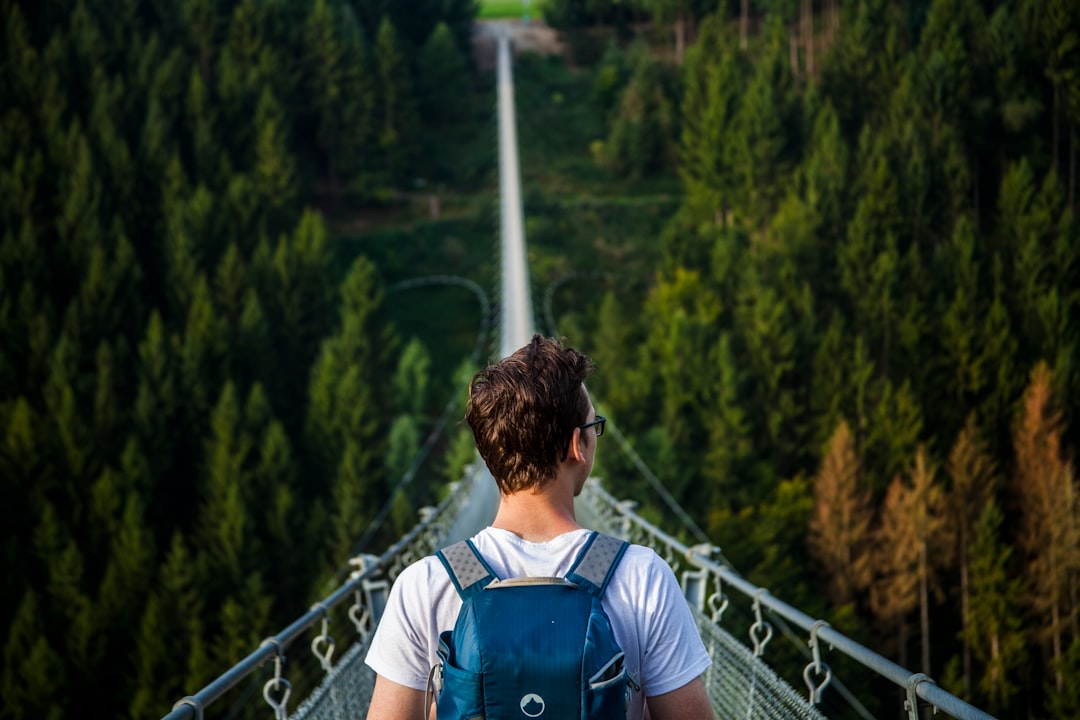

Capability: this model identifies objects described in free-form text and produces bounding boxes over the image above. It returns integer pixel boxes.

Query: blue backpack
[432,532,632,720]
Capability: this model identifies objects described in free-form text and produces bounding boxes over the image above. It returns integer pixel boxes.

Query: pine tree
[304,255,388,515]
[865,379,924,493]
[417,22,468,128]
[252,418,303,603]
[43,333,91,482]
[807,420,873,608]
[386,414,420,536]
[946,414,998,696]
[393,338,431,419]
[180,0,218,84]
[196,381,252,592]
[701,332,752,518]
[133,311,179,486]
[800,100,850,249]
[818,0,901,134]
[213,243,246,343]
[872,472,920,669]
[55,124,102,290]
[1,590,65,720]
[912,446,950,674]
[935,216,987,433]
[237,288,275,397]
[95,490,155,694]
[997,161,1075,370]
[374,16,418,187]
[603,44,676,179]
[640,267,721,497]
[732,19,791,224]
[678,16,742,227]
[328,441,377,566]
[963,500,1026,715]
[302,0,374,196]
[217,0,280,157]
[178,274,226,427]
[838,132,903,374]
[733,263,800,468]
[251,87,297,230]
[157,533,211,693]
[184,67,220,187]
[1012,361,1079,693]
[265,210,334,396]
[129,593,170,718]
[2,397,39,620]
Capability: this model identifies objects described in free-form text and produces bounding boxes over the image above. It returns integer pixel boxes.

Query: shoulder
[394,553,446,587]
[617,542,677,579]
[603,541,682,607]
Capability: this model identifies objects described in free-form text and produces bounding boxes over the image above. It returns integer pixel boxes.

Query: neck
[491,480,583,543]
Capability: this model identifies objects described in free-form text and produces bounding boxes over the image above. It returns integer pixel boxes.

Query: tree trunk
[961,530,971,697]
[802,0,814,77]
[973,154,980,218]
[1052,602,1062,692]
[675,14,686,65]
[990,631,1000,698]
[741,0,749,49]
[898,617,909,670]
[789,24,798,77]
[920,543,931,675]
[1070,124,1076,212]
[1053,84,1060,176]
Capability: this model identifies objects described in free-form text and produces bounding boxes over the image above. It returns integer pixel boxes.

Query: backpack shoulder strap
[436,540,498,600]
[566,531,629,599]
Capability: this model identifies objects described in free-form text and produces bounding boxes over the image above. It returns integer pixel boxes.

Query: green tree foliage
[417,22,469,129]
[301,0,375,197]
[374,16,419,187]
[393,337,432,419]
[580,0,1079,709]
[963,500,1026,715]
[599,42,676,179]
[0,0,480,713]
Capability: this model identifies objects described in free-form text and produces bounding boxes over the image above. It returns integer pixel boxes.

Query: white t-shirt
[365,527,712,719]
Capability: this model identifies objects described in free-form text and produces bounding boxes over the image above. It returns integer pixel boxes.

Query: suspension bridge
[162,31,997,720]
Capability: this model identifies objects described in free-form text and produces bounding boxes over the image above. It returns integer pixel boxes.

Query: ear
[566,427,586,464]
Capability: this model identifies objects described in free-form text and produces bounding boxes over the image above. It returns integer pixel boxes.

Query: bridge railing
[580,481,998,720]
[160,467,481,720]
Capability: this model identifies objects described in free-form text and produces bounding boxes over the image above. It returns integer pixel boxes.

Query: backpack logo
[520,693,545,717]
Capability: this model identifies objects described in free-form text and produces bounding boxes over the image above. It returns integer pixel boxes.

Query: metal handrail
[584,482,998,720]
[160,477,472,720]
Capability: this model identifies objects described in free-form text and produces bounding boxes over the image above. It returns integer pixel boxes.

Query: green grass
[478,0,532,20]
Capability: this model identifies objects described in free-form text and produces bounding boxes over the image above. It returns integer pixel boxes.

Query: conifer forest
[1,0,1079,718]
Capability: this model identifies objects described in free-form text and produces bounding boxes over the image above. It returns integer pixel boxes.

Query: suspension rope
[601,415,712,545]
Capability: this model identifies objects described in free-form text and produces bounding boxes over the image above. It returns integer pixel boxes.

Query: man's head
[465,335,596,494]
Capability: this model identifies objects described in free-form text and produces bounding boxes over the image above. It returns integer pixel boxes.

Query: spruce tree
[374,16,418,187]
[1012,362,1079,694]
[964,500,1026,715]
[417,22,468,129]
[807,420,873,608]
[945,414,998,696]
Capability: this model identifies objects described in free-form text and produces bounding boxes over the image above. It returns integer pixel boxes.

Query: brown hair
[465,335,595,493]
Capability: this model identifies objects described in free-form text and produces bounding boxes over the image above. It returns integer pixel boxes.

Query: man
[365,335,714,720]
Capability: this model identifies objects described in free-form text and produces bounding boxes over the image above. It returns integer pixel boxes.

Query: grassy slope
[478,0,531,20]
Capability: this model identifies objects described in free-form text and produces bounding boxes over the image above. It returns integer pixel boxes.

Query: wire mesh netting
[292,641,376,720]
[289,608,827,720]
[695,607,828,720]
